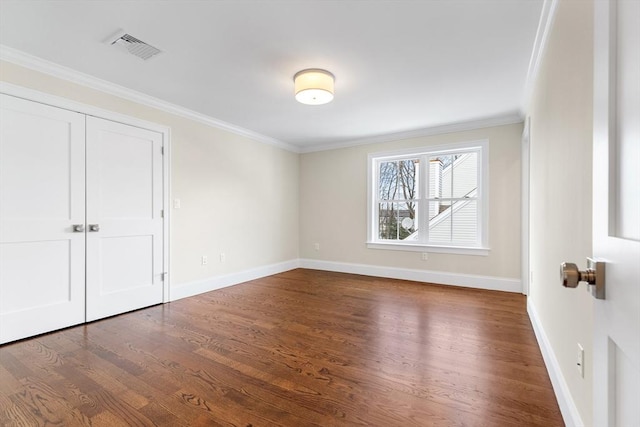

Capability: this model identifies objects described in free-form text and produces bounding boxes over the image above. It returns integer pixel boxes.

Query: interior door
[592,0,640,425]
[0,94,86,344]
[85,116,164,321]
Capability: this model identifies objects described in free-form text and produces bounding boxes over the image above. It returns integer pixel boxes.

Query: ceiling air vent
[109,31,162,61]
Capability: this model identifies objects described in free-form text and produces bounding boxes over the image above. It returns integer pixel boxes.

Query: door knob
[560,258,605,299]
[561,263,594,288]
[73,224,85,232]
[88,224,100,232]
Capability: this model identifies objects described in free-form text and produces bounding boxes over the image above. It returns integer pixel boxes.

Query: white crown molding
[1,44,529,155]
[0,81,169,134]
[521,0,559,113]
[0,44,300,153]
[299,112,524,153]
[527,299,583,427]
[299,259,521,293]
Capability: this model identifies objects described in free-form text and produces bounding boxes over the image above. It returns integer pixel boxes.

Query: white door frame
[521,116,531,296]
[0,81,172,302]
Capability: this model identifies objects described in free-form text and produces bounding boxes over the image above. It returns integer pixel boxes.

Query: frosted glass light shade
[294,69,334,105]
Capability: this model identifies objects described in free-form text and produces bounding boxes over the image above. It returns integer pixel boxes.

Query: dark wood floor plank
[0,269,563,426]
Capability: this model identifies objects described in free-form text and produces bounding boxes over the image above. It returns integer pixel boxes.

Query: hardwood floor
[0,269,563,426]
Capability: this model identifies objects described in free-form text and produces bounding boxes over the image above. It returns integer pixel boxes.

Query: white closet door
[85,117,164,321]
[0,94,86,344]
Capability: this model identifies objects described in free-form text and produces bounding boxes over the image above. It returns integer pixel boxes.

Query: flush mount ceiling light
[294,69,335,105]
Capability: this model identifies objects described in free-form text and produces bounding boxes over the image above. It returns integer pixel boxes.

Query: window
[367,140,489,255]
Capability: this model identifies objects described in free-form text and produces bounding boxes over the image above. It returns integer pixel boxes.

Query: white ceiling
[0,0,544,151]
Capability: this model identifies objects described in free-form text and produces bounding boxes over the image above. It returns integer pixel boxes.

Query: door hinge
[161,209,164,218]
[161,146,164,155]
[161,272,167,281]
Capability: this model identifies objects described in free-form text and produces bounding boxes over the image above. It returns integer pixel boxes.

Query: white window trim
[366,140,490,256]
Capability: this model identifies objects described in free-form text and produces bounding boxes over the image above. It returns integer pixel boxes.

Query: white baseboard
[527,299,583,427]
[170,259,300,301]
[171,259,522,302]
[299,259,521,293]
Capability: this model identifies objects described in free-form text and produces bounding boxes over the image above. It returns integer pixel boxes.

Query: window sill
[366,241,490,256]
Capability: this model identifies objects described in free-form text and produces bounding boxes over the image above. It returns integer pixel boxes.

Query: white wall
[0,60,300,290]
[299,123,522,283]
[527,0,594,424]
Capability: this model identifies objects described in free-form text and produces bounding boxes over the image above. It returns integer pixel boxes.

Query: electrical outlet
[220,253,226,263]
[314,243,320,251]
[173,198,181,209]
[421,253,429,261]
[577,343,584,378]
[201,255,208,265]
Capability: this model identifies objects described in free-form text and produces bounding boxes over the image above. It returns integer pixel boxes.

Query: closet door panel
[0,94,86,344]
[85,117,163,321]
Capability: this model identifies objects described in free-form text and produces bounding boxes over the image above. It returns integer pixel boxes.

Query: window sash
[369,142,486,250]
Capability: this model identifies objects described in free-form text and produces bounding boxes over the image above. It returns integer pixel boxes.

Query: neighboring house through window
[367,140,489,255]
